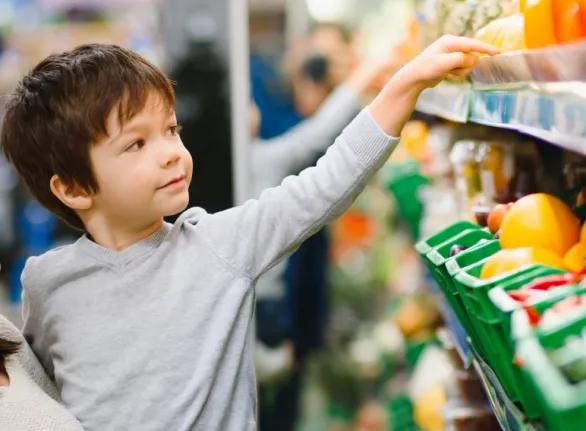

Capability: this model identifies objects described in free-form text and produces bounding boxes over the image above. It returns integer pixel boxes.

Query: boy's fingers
[438,35,500,56]
[440,52,480,73]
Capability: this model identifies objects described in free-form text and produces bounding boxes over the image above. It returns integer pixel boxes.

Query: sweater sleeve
[199,108,399,281]
[251,87,361,195]
[21,282,56,389]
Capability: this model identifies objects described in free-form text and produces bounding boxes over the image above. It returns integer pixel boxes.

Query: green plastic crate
[490,272,576,351]
[415,220,480,265]
[445,240,501,296]
[423,229,494,350]
[437,239,500,354]
[453,260,559,400]
[479,268,567,418]
[515,306,586,430]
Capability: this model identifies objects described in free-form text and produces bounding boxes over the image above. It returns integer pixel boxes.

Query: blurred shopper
[0,315,83,430]
[252,35,400,430]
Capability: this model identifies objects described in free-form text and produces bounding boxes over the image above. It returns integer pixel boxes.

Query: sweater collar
[76,222,173,266]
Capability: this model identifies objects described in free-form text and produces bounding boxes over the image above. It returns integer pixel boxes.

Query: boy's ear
[49,174,92,211]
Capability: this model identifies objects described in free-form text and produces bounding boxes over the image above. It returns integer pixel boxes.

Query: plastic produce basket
[478,268,566,418]
[490,272,574,351]
[435,239,500,353]
[415,220,480,267]
[514,306,586,430]
[453,259,561,401]
[423,229,493,343]
[443,240,500,355]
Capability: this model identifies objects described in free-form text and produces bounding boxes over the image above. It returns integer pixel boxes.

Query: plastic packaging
[450,140,482,221]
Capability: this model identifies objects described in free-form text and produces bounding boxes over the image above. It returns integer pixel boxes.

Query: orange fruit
[500,193,580,257]
[481,247,565,279]
[580,222,586,244]
[564,243,586,272]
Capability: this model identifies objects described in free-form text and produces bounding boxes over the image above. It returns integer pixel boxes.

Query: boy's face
[89,93,193,227]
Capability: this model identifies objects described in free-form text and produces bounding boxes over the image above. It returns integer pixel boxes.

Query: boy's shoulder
[21,241,82,295]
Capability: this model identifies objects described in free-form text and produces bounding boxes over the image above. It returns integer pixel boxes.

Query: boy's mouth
[158,175,186,190]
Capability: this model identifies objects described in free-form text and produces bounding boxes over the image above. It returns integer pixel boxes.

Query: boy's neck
[85,218,164,251]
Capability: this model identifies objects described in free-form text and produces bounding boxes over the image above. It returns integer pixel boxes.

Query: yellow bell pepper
[475,13,526,52]
[524,0,557,48]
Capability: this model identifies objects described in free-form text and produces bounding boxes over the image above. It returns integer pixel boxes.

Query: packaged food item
[470,0,506,34]
[476,141,515,203]
[450,140,482,221]
[428,124,456,180]
[445,370,488,404]
[444,405,500,431]
[401,121,430,162]
[495,143,539,203]
[441,0,477,36]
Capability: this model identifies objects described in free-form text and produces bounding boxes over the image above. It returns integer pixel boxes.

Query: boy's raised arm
[198,36,498,281]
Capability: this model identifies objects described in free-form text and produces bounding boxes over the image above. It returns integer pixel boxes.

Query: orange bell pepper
[524,0,558,48]
[553,0,586,43]
[578,0,586,34]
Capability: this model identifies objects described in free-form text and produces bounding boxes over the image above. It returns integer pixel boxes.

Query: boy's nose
[161,145,182,168]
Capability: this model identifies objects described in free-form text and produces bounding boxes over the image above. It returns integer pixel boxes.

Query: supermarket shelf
[472,350,544,431]
[416,81,586,154]
[415,42,586,154]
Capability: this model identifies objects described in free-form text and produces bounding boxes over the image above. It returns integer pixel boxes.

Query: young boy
[2,37,496,430]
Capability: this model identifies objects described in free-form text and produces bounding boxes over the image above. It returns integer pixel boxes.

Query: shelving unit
[412,42,586,431]
[471,352,544,431]
[416,43,586,155]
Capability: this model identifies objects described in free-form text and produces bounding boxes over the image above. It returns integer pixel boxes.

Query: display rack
[416,42,586,155]
[471,351,544,431]
[412,42,586,431]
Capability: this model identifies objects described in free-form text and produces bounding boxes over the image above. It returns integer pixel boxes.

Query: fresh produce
[547,332,586,382]
[523,273,577,290]
[552,0,586,44]
[564,243,586,272]
[449,244,468,257]
[487,203,512,234]
[580,221,586,243]
[475,13,526,52]
[524,0,557,49]
[539,295,586,331]
[500,193,580,257]
[507,288,548,301]
[480,247,565,279]
[413,385,446,431]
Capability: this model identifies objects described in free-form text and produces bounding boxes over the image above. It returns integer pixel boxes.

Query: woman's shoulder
[0,358,83,430]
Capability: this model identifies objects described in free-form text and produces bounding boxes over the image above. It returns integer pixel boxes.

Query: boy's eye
[126,139,145,152]
[167,124,183,136]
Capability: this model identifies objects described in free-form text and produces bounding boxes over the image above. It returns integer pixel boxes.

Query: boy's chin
[163,199,190,218]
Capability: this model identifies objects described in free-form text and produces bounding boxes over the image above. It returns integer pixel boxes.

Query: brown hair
[1,44,175,230]
[0,338,20,377]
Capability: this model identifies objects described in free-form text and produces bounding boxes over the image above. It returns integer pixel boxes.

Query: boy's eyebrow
[107,111,177,145]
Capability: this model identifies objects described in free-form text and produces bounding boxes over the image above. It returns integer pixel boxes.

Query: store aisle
[0,283,21,326]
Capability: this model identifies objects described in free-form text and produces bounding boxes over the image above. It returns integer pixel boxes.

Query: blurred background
[0,0,564,430]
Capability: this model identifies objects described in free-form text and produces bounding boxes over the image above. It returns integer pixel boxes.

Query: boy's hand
[398,35,500,90]
[369,36,499,137]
